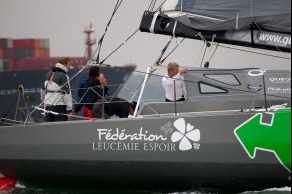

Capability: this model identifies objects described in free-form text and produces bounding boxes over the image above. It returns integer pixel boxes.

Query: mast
[83,23,96,60]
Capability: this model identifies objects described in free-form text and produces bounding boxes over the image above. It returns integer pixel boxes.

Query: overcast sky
[0,0,290,71]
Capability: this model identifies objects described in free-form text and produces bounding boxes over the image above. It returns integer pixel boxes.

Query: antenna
[83,23,97,60]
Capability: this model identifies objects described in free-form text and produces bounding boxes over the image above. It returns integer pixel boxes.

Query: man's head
[167,62,179,78]
[58,58,71,69]
[89,66,101,78]
[98,73,107,87]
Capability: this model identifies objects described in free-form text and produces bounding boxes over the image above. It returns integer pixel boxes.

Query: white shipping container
[7,39,13,48]
[40,39,50,49]
[0,59,3,72]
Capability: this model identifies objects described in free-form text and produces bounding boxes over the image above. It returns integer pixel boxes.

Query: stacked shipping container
[0,38,13,72]
[0,38,51,71]
[0,38,87,72]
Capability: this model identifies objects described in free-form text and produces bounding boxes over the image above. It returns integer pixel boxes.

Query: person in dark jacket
[40,57,73,122]
[82,66,105,118]
[93,97,137,119]
[74,72,109,115]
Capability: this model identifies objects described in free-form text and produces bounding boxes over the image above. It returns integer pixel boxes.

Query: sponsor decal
[267,87,291,94]
[92,118,201,152]
[247,83,263,92]
[269,77,291,84]
[248,70,266,77]
[234,108,291,172]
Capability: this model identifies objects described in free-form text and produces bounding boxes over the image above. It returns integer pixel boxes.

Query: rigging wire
[131,36,175,101]
[98,0,168,65]
[200,45,208,68]
[148,0,157,11]
[93,0,124,64]
[134,37,186,100]
[32,0,125,119]
[195,40,207,67]
[20,0,291,122]
[242,0,290,57]
[29,0,169,121]
[3,65,290,125]
[204,34,217,68]
[218,44,291,60]
[153,37,174,67]
[160,38,185,64]
[85,61,291,102]
[0,95,19,120]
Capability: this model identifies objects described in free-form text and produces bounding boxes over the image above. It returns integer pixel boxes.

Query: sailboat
[0,0,291,192]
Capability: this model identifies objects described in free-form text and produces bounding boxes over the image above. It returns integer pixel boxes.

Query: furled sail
[140,0,291,52]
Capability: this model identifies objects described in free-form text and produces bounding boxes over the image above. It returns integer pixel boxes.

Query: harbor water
[0,185,291,194]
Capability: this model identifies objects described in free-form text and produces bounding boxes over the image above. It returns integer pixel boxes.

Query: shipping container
[0,38,12,48]
[45,48,50,57]
[13,49,35,59]
[34,39,40,49]
[2,59,9,71]
[0,59,3,72]
[8,59,15,71]
[7,39,13,48]
[0,49,3,58]
[14,59,26,71]
[3,49,14,59]
[40,39,50,49]
[34,48,50,58]
[0,39,7,48]
[13,39,36,49]
[0,59,10,72]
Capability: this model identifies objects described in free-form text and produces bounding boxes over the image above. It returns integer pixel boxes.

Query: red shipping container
[8,59,15,71]
[35,48,49,58]
[34,39,40,49]
[14,59,26,71]
[0,49,3,58]
[13,39,35,49]
[34,49,41,58]
[0,39,7,48]
[3,49,13,59]
[44,48,50,57]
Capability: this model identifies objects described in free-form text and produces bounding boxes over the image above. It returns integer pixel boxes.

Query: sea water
[0,186,291,194]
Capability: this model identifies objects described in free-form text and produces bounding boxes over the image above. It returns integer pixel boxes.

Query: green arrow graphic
[235,108,291,172]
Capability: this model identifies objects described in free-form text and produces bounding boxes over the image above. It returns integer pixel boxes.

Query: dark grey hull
[0,110,290,191]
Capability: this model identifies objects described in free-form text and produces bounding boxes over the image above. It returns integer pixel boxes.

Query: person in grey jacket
[40,58,73,122]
